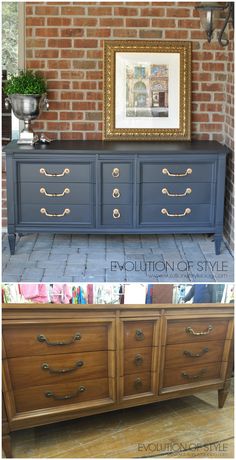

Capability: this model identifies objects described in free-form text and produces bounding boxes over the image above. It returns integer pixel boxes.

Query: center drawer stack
[160,317,230,392]
[18,159,95,225]
[3,320,116,413]
[139,158,216,226]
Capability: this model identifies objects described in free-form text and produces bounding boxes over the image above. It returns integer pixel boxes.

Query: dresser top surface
[3,140,229,155]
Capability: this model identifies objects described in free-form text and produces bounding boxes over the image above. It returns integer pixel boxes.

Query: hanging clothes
[51,284,72,304]
[19,284,49,303]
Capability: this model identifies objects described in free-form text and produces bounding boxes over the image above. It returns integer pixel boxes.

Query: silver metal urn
[5,93,49,144]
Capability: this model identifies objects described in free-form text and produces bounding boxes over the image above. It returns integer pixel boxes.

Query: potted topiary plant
[5,69,49,144]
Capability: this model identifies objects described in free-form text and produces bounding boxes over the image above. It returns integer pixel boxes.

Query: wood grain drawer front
[162,362,221,389]
[3,323,111,358]
[165,341,224,368]
[8,351,110,389]
[101,162,132,183]
[123,321,155,349]
[18,162,93,183]
[123,347,152,375]
[19,183,92,205]
[140,162,215,183]
[124,372,152,396]
[141,182,213,205]
[166,319,229,344]
[19,204,93,225]
[13,377,112,413]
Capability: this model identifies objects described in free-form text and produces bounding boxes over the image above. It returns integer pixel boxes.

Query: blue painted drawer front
[18,162,93,183]
[100,205,133,226]
[141,182,214,205]
[102,183,132,205]
[19,204,93,225]
[101,162,132,183]
[19,182,92,205]
[140,162,215,183]
[139,204,213,225]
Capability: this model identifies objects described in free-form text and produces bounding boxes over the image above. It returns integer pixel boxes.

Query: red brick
[74,39,98,48]
[35,28,59,37]
[192,93,211,102]
[26,38,46,48]
[60,6,85,15]
[47,60,71,69]
[86,91,103,101]
[100,18,124,27]
[42,112,59,120]
[72,81,97,90]
[200,123,223,131]
[126,18,150,27]
[61,91,84,100]
[201,83,224,92]
[114,7,138,16]
[87,7,112,15]
[87,29,111,37]
[200,103,223,112]
[47,18,71,26]
[212,114,224,122]
[86,71,103,80]
[214,93,225,101]
[35,50,59,58]
[60,112,83,120]
[141,7,165,16]
[73,18,97,27]
[192,52,214,61]
[41,71,59,79]
[50,101,71,110]
[35,6,59,15]
[87,50,103,59]
[167,8,190,17]
[26,17,45,26]
[178,19,200,28]
[152,18,176,28]
[61,132,83,140]
[165,30,189,39]
[48,39,72,48]
[27,60,46,69]
[113,29,138,38]
[202,62,225,71]
[61,28,84,37]
[139,30,163,38]
[47,122,70,131]
[86,132,103,140]
[192,72,212,82]
[73,61,97,69]
[61,71,85,79]
[72,122,95,131]
[192,113,209,122]
[72,102,96,110]
[60,50,85,59]
[47,81,71,89]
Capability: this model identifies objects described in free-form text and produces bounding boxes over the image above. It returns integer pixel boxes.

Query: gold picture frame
[103,40,191,141]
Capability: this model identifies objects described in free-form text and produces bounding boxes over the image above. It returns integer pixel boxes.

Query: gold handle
[183,348,209,358]
[161,208,191,217]
[135,329,144,341]
[181,369,207,380]
[162,187,192,197]
[42,360,84,374]
[185,325,213,336]
[40,167,70,177]
[40,187,70,197]
[40,208,70,217]
[134,377,143,388]
[135,354,144,366]
[45,386,86,401]
[113,208,120,219]
[37,332,81,346]
[162,167,192,177]
[112,167,120,178]
[112,188,121,199]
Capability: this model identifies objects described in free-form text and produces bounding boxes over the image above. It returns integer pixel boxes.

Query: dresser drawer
[123,321,155,349]
[101,162,132,183]
[141,182,213,205]
[165,340,224,368]
[19,204,93,225]
[123,372,152,396]
[162,362,221,389]
[3,323,110,357]
[13,377,111,412]
[139,204,212,225]
[166,319,229,344]
[140,162,215,183]
[18,162,93,183]
[8,351,110,389]
[19,182,92,205]
[100,205,133,226]
[123,347,152,375]
[102,183,132,205]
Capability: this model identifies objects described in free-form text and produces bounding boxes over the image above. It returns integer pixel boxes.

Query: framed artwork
[103,40,191,141]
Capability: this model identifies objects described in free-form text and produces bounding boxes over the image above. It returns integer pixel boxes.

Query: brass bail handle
[162,167,192,177]
[37,332,81,346]
[45,386,86,401]
[42,360,84,374]
[112,188,121,199]
[185,325,213,336]
[40,208,70,217]
[161,208,191,217]
[40,187,70,197]
[112,167,120,178]
[183,348,209,358]
[40,167,70,177]
[181,369,207,380]
[113,208,120,219]
[162,187,192,197]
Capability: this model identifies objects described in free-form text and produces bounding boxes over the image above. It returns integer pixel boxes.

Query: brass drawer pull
[185,325,213,336]
[161,208,191,217]
[40,187,70,197]
[37,332,81,346]
[134,377,143,388]
[42,360,84,374]
[45,385,86,401]
[135,329,144,341]
[135,354,144,366]
[181,369,207,380]
[112,167,120,178]
[183,348,209,358]
[112,188,121,199]
[40,208,70,217]
[113,208,121,219]
[162,167,192,177]
[40,167,70,177]
[162,187,192,197]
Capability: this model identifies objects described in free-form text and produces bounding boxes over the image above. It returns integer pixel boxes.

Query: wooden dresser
[2,303,234,457]
[4,140,229,255]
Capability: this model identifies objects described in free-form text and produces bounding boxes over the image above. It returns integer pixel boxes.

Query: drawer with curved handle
[123,347,152,375]
[19,183,92,205]
[8,351,110,389]
[3,323,110,357]
[123,321,155,349]
[18,162,93,183]
[13,377,112,412]
[19,204,93,225]
[101,162,132,183]
[164,340,225,368]
[162,362,221,389]
[140,162,215,183]
[141,182,213,205]
[139,204,212,225]
[124,372,152,397]
[166,319,229,344]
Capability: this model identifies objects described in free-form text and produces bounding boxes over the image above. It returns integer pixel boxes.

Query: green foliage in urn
[5,69,47,95]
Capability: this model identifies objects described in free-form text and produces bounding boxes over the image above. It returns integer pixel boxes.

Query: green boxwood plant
[5,69,47,95]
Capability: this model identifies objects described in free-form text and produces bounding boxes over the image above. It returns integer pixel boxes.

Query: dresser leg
[218,380,231,408]
[214,234,222,255]
[8,234,16,255]
[2,433,12,458]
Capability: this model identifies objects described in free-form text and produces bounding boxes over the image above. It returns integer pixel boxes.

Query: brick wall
[2,1,234,249]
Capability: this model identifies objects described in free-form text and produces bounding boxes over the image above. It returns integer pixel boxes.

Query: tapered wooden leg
[218,379,231,408]
[2,434,12,458]
[214,234,222,255]
[8,233,16,255]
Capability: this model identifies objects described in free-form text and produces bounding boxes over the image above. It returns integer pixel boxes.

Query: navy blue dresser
[4,140,229,255]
